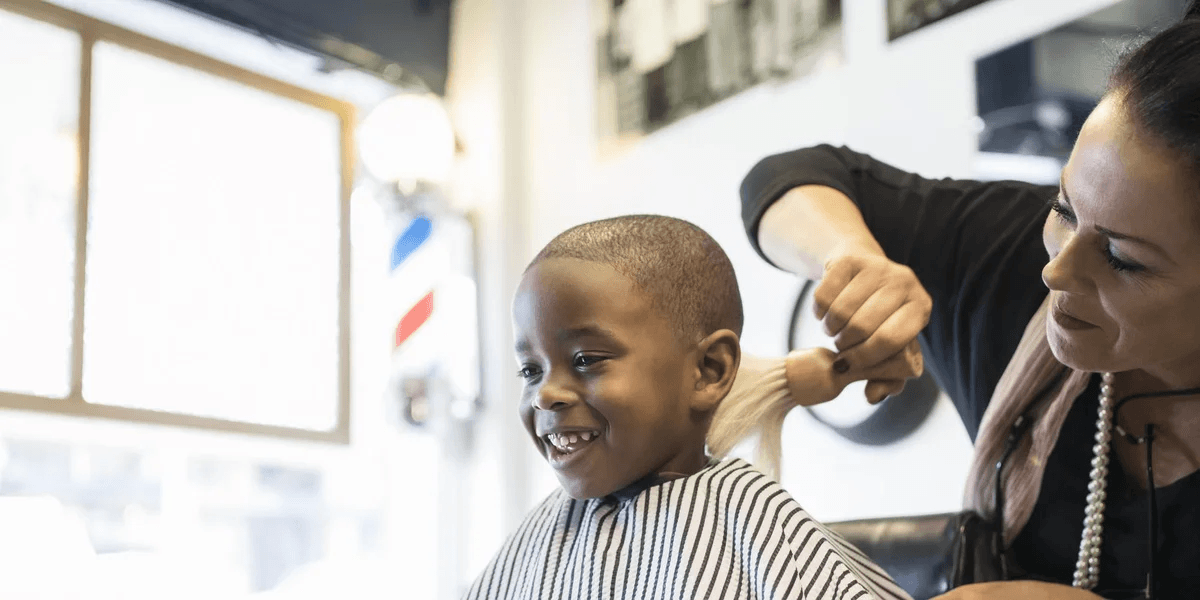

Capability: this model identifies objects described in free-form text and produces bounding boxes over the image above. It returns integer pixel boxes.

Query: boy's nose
[533,381,579,411]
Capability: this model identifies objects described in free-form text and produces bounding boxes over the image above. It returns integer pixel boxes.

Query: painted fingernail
[832,359,849,374]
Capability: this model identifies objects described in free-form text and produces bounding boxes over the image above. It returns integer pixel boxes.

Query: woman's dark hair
[1110,0,1200,173]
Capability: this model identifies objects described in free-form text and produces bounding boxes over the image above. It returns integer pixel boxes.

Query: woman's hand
[934,581,1106,600]
[813,253,932,402]
[784,341,923,407]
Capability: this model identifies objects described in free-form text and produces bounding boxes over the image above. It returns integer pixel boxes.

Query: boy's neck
[605,451,715,504]
[669,445,714,477]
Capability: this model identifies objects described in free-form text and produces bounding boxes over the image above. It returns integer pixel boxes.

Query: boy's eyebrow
[560,325,618,343]
[513,325,619,353]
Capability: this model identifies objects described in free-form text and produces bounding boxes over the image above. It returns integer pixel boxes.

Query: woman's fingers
[934,581,1106,599]
[863,379,905,404]
[811,260,857,321]
[893,338,924,378]
[834,301,929,371]
[786,341,922,408]
[811,255,931,367]
[831,289,904,352]
[832,340,923,399]
[871,338,924,381]
[819,275,887,339]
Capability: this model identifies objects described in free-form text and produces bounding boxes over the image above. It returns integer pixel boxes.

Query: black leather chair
[826,513,958,600]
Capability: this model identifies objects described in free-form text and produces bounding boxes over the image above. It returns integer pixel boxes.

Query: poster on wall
[886,0,998,41]
[594,0,844,152]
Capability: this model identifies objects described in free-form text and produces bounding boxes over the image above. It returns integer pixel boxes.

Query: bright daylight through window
[0,3,385,597]
[84,41,343,431]
[0,8,79,399]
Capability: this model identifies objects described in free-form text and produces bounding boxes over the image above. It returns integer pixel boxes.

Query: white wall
[446,0,1126,549]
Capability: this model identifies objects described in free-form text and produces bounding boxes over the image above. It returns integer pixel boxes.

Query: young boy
[465,215,910,600]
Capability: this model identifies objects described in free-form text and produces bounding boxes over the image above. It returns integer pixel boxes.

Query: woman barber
[739,3,1200,598]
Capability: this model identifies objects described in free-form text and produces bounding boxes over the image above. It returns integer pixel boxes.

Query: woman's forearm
[756,184,887,280]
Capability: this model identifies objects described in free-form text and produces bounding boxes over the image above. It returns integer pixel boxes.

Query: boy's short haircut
[529,214,743,341]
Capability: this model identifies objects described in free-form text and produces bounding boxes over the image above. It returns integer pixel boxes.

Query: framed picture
[886,0,998,41]
[595,0,843,150]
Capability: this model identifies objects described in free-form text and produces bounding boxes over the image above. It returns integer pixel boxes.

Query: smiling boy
[464,215,910,600]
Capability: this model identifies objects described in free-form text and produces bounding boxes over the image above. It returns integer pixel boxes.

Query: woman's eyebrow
[1060,176,1174,263]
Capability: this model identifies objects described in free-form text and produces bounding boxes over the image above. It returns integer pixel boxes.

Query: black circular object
[788,280,941,446]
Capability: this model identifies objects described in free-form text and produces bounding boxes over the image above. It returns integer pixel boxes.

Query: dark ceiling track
[153,0,451,94]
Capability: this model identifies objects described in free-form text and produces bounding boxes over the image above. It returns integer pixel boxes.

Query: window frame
[0,0,354,444]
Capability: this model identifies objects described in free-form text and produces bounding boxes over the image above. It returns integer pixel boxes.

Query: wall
[445,0,1128,557]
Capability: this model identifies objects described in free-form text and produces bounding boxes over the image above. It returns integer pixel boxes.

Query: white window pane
[0,9,80,398]
[85,42,343,431]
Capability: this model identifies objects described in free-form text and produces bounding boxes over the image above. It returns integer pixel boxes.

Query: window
[0,3,459,598]
[0,1,351,441]
[0,8,79,400]
[84,42,343,431]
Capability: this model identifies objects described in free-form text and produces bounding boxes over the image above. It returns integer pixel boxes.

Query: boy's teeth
[546,431,599,452]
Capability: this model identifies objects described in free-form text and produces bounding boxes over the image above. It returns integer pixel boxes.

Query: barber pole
[386,210,480,425]
[384,209,480,600]
[390,215,435,351]
[387,214,441,429]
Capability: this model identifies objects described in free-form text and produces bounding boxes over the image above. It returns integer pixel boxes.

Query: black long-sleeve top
[739,145,1200,598]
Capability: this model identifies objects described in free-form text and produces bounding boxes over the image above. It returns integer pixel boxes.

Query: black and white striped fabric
[465,458,911,600]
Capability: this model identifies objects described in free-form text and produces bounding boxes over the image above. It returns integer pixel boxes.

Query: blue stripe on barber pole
[390,216,433,271]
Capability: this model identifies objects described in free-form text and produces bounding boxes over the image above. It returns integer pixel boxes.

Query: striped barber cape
[464,458,911,600]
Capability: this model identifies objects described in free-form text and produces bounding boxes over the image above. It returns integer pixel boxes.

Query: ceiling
[153,0,453,95]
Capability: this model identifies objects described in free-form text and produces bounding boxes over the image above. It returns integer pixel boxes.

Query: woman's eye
[1103,246,1145,274]
[1049,200,1076,224]
[1049,197,1146,275]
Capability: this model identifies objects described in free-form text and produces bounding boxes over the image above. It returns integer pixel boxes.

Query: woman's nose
[1042,229,1087,291]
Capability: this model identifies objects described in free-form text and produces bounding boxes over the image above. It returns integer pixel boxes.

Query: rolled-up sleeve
[739,144,1059,438]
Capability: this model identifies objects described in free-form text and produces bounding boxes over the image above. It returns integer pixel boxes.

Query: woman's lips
[1052,306,1098,330]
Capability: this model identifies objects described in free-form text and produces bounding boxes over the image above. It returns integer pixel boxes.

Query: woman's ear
[692,329,740,412]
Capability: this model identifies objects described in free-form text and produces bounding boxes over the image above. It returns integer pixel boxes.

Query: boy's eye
[573,354,605,369]
[517,365,541,380]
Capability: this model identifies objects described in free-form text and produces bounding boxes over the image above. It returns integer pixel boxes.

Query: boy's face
[512,258,709,499]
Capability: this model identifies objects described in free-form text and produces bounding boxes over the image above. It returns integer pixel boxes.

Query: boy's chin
[556,474,628,500]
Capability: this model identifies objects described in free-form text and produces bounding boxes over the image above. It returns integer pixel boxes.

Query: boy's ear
[691,329,740,412]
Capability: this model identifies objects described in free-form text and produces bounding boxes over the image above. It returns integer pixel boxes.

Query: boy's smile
[512,258,711,499]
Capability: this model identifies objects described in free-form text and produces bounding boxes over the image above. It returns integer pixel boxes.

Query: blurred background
[0,0,1190,598]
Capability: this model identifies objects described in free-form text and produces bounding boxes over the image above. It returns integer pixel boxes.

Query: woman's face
[1042,94,1200,385]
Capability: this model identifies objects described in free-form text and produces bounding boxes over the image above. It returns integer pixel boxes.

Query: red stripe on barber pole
[395,291,435,349]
